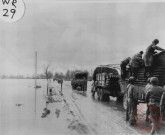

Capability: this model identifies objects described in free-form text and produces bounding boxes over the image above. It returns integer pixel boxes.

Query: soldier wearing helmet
[120,57,131,80]
[145,77,164,134]
[130,51,144,79]
[126,76,139,125]
[143,39,165,78]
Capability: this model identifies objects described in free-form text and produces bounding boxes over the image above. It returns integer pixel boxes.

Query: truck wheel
[117,95,123,102]
[92,87,95,97]
[123,93,128,110]
[97,88,100,100]
[104,94,110,102]
[81,86,84,91]
[72,85,75,90]
[73,85,76,90]
[91,86,94,93]
[84,85,87,91]
[92,91,95,97]
[91,86,95,96]
[99,89,109,101]
[117,97,123,102]
[100,88,104,101]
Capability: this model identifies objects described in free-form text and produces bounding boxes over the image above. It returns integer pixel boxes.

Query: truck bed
[125,67,165,87]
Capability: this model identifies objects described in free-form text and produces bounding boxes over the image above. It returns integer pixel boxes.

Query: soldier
[145,78,152,121]
[60,79,63,91]
[130,51,144,79]
[120,57,131,80]
[145,77,164,134]
[143,39,165,77]
[160,86,165,121]
[126,76,139,125]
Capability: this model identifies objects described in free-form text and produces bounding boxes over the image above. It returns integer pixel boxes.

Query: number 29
[3,9,16,19]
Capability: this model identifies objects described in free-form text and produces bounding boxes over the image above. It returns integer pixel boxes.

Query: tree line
[1,69,92,81]
[44,69,92,81]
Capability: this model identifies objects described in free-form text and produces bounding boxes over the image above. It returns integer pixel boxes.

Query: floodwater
[0,79,68,135]
[1,79,165,135]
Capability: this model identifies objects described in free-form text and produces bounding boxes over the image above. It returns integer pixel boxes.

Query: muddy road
[1,79,165,135]
[53,81,165,135]
[61,81,139,135]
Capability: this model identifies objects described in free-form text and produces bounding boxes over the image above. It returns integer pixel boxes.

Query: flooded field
[0,79,68,135]
[0,79,165,135]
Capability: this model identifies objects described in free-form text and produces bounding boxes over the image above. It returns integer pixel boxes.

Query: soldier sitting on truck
[143,39,165,78]
[126,76,139,125]
[130,51,144,79]
[120,57,131,80]
[145,77,164,134]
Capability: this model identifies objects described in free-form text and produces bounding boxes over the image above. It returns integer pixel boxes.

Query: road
[46,81,165,135]
[1,79,165,135]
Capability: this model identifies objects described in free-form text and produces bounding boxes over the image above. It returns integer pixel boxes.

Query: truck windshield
[75,73,88,79]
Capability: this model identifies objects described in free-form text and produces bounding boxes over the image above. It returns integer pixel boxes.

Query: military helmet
[128,57,131,60]
[126,57,131,62]
[153,39,159,44]
[128,76,135,83]
[150,77,159,85]
[139,51,143,55]
[147,77,151,83]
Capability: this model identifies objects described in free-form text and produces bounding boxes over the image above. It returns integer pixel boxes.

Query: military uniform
[145,85,163,133]
[120,57,131,80]
[160,88,165,121]
[143,44,164,67]
[145,83,153,120]
[143,43,164,77]
[130,52,143,79]
[126,83,138,125]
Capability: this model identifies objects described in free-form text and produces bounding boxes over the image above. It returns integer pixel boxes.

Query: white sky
[1,0,165,75]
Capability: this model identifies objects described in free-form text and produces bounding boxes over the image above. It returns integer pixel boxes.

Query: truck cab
[71,72,88,92]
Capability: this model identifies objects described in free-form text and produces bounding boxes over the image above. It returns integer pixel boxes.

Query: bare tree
[44,65,53,80]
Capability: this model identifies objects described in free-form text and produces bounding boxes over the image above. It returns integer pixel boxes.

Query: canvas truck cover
[93,66,119,81]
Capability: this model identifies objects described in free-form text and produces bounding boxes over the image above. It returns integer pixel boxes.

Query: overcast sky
[0,0,165,75]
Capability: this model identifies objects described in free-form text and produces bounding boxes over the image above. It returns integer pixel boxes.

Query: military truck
[91,65,123,101]
[91,52,165,104]
[122,51,165,109]
[71,72,88,92]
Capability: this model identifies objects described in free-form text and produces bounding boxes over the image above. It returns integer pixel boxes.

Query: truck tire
[91,85,95,97]
[99,89,109,101]
[123,93,128,110]
[104,94,110,102]
[97,88,100,100]
[100,88,104,101]
[92,91,95,97]
[72,85,75,90]
[117,94,123,102]
[83,85,87,92]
